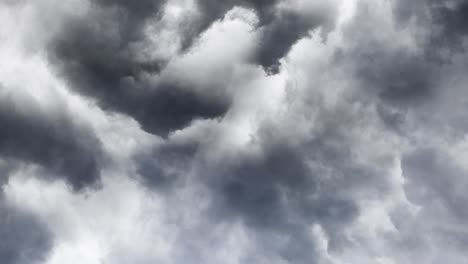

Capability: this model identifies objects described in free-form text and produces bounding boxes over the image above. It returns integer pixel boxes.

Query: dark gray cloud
[335,1,439,109]
[254,9,334,73]
[49,0,229,137]
[329,2,468,260]
[46,0,337,138]
[395,0,468,50]
[0,88,103,191]
[5,0,468,262]
[392,0,468,55]
[212,139,359,229]
[134,139,199,189]
[0,197,53,264]
[433,1,468,46]
[0,160,18,187]
[331,0,468,118]
[96,0,165,16]
[354,51,436,105]
[196,0,279,24]
[189,105,397,260]
[117,2,468,261]
[125,94,393,262]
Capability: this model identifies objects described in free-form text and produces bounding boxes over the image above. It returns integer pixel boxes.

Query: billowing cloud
[2,0,468,263]
[0,86,103,190]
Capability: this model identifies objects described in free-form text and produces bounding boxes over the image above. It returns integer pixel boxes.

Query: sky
[1,0,468,263]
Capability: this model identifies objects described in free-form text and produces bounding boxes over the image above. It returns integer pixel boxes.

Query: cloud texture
[1,0,468,263]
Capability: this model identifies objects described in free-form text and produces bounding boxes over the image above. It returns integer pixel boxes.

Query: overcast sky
[1,0,468,263]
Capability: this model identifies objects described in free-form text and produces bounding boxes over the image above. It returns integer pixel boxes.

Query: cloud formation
[2,0,468,263]
[0,197,53,264]
[0,85,103,191]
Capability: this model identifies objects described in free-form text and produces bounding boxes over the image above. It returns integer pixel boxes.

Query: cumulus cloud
[2,0,468,263]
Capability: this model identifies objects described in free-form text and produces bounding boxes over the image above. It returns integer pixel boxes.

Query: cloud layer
[1,0,468,263]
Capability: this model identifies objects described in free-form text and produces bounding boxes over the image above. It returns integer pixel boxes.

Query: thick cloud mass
[0,87,103,190]
[0,198,53,264]
[2,0,468,263]
[46,0,337,138]
[49,0,228,136]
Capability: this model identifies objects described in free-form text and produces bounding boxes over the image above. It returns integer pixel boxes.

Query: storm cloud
[0,86,103,191]
[48,0,228,136]
[0,197,53,264]
[2,0,468,263]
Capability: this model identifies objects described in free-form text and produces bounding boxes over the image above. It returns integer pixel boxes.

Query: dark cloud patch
[0,89,103,191]
[355,51,436,105]
[134,140,199,189]
[391,0,426,25]
[375,103,407,134]
[47,0,337,137]
[196,0,279,24]
[0,160,19,187]
[96,0,165,17]
[203,119,390,253]
[337,0,468,154]
[129,95,393,261]
[253,10,333,74]
[49,0,231,137]
[0,198,53,264]
[430,1,468,50]
[393,0,468,54]
[106,82,228,137]
[335,1,441,109]
[218,145,309,226]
